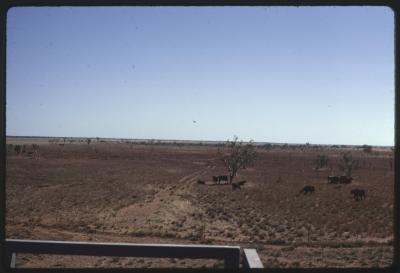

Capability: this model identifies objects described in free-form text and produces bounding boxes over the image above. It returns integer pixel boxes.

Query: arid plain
[5,137,394,268]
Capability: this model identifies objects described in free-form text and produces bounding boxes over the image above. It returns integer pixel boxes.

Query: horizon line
[5,135,394,148]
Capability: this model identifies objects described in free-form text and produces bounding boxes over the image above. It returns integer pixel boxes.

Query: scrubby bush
[263,143,272,150]
[339,152,360,177]
[14,145,21,155]
[362,144,373,153]
[314,154,329,171]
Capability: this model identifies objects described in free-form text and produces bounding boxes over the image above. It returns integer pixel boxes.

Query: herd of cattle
[197,175,247,190]
[212,175,228,184]
[197,173,366,201]
[327,175,353,184]
[298,175,366,201]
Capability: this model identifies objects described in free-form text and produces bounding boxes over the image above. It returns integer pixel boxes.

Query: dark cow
[328,176,340,184]
[299,185,315,195]
[351,189,366,201]
[218,175,228,184]
[232,182,241,191]
[339,176,353,184]
[212,176,219,184]
[197,180,205,185]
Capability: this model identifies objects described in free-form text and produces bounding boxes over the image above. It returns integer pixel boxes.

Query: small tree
[314,154,329,171]
[339,152,360,177]
[218,136,257,183]
[361,144,372,153]
[32,144,40,159]
[14,145,21,155]
[263,143,272,150]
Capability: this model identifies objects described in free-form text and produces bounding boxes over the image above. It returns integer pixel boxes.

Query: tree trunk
[346,167,352,177]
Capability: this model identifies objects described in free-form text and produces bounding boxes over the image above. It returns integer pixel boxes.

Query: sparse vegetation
[5,137,394,268]
[314,154,329,171]
[14,144,21,155]
[339,152,360,177]
[263,143,272,150]
[362,145,373,154]
[32,144,40,159]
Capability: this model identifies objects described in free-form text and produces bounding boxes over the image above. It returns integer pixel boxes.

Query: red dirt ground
[5,139,394,268]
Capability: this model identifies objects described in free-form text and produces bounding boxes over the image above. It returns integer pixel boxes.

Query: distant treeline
[6,136,392,151]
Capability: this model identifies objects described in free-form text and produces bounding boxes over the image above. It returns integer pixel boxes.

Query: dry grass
[6,139,394,268]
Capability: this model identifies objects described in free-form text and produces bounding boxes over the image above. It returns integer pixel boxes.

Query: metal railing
[5,239,263,269]
[243,248,264,268]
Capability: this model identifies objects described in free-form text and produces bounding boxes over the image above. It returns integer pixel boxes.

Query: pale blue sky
[6,6,394,145]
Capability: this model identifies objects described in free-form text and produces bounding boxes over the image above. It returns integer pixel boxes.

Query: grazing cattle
[328,176,340,184]
[351,189,366,201]
[197,180,205,185]
[299,185,315,195]
[218,175,228,184]
[237,180,247,186]
[212,176,219,184]
[232,182,241,191]
[339,176,353,184]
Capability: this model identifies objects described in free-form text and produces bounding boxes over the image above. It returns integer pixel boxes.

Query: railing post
[5,252,16,269]
[243,248,263,268]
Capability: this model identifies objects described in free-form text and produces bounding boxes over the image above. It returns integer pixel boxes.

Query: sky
[6,6,394,145]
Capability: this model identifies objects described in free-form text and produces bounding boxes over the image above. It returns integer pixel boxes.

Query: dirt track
[6,139,394,268]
